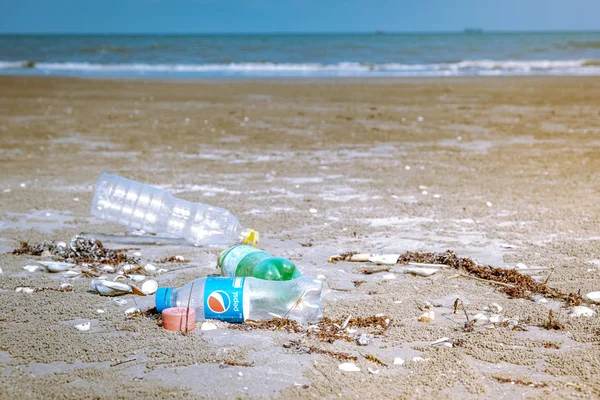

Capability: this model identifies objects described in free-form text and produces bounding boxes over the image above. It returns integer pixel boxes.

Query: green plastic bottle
[218,245,302,281]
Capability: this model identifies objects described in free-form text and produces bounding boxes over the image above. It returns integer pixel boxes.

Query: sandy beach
[0,75,599,399]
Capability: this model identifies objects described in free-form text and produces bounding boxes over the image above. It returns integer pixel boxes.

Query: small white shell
[63,270,81,277]
[96,309,105,314]
[15,287,34,294]
[488,303,503,313]
[367,367,379,374]
[338,362,360,372]
[316,274,326,280]
[489,315,503,323]
[412,357,426,362]
[129,274,146,282]
[37,261,76,272]
[368,254,399,265]
[473,313,489,322]
[60,283,73,290]
[91,279,132,296]
[144,263,156,272]
[121,264,138,273]
[133,252,142,257]
[309,208,318,214]
[430,337,452,347]
[156,268,168,274]
[124,307,140,315]
[200,321,218,331]
[113,299,127,306]
[393,357,405,365]
[585,292,600,303]
[101,265,116,273]
[569,306,595,317]
[174,255,185,262]
[418,311,435,322]
[23,265,43,272]
[515,263,528,269]
[141,280,158,295]
[382,273,396,280]
[0,266,2,274]
[56,241,67,248]
[74,322,91,331]
[404,267,438,277]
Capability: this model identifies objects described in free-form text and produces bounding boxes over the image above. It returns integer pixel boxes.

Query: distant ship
[464,28,483,34]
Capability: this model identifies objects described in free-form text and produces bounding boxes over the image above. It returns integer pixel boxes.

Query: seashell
[200,321,218,331]
[91,279,132,296]
[133,252,142,257]
[356,333,373,346]
[40,250,52,258]
[368,254,399,265]
[141,280,158,295]
[418,311,435,322]
[515,263,528,269]
[74,322,91,331]
[338,362,360,372]
[367,367,379,374]
[532,295,548,303]
[129,274,146,282]
[124,307,140,316]
[23,265,43,273]
[60,283,73,290]
[412,357,426,362]
[585,292,600,303]
[473,313,488,322]
[144,263,156,272]
[404,267,438,277]
[63,270,81,277]
[0,266,2,274]
[488,303,503,313]
[56,241,67,248]
[101,265,115,273]
[309,208,318,214]
[382,273,396,280]
[175,255,185,262]
[156,268,168,274]
[316,274,326,280]
[15,287,34,294]
[569,306,595,317]
[393,357,405,365]
[96,309,105,314]
[37,261,76,272]
[113,299,127,306]
[431,337,452,347]
[489,315,503,323]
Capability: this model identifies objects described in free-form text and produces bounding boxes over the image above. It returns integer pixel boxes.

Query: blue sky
[1,0,599,34]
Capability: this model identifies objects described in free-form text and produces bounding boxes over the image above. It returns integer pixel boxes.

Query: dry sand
[0,76,599,399]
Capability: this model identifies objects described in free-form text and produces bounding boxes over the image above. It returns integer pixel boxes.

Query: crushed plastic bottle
[91,173,258,247]
[218,245,302,281]
[155,276,322,324]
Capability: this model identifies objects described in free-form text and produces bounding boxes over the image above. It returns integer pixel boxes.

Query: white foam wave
[1,59,599,76]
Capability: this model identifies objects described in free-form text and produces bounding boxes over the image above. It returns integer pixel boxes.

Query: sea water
[1,32,600,78]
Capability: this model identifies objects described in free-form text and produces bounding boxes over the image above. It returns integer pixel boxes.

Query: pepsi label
[204,277,245,322]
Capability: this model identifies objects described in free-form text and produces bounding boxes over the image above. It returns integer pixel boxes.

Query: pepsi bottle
[155,276,322,324]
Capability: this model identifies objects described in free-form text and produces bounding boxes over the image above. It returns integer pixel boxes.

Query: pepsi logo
[207,290,231,313]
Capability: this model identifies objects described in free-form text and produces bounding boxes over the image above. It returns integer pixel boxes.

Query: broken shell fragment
[60,283,73,291]
[356,333,373,346]
[15,287,35,294]
[404,267,438,277]
[74,322,91,332]
[23,265,43,273]
[129,274,146,282]
[430,337,452,347]
[489,315,503,323]
[367,367,379,374]
[113,299,127,306]
[338,362,360,372]
[141,280,158,295]
[569,306,595,317]
[393,357,405,365]
[63,270,81,277]
[585,292,600,303]
[144,263,156,272]
[382,273,396,280]
[488,303,503,313]
[101,265,116,273]
[38,261,76,272]
[418,310,435,322]
[124,307,140,315]
[368,254,400,265]
[91,279,132,296]
[200,321,218,331]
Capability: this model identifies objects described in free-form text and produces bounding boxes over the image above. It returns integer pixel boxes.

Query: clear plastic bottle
[91,173,257,247]
[218,244,302,281]
[155,276,323,324]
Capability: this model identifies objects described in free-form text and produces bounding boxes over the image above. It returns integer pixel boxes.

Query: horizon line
[1,29,600,36]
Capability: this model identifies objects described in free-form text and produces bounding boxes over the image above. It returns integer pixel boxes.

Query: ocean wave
[1,59,600,76]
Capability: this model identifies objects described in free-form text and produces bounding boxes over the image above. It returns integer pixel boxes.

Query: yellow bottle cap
[240,229,259,247]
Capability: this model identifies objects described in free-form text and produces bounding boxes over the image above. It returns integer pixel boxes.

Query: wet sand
[0,76,599,399]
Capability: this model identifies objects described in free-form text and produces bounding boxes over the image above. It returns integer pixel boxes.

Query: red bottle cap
[162,307,196,332]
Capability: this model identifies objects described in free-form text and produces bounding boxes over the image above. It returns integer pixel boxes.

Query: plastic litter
[90,173,258,247]
[162,307,196,332]
[155,276,322,324]
[218,244,302,281]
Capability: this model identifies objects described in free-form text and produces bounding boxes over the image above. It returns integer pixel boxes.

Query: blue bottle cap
[155,287,172,312]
